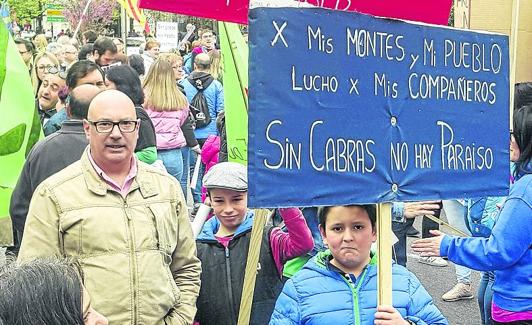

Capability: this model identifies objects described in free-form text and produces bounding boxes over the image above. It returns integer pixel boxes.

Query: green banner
[219,22,248,165]
[0,22,41,246]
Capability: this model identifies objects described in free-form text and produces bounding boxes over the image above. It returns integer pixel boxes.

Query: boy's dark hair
[318,205,377,232]
[92,37,117,57]
[66,60,104,89]
[83,30,98,43]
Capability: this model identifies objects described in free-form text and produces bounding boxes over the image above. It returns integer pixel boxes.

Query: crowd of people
[1,25,531,325]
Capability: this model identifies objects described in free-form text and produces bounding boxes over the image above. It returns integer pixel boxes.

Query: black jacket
[9,120,87,251]
[196,214,284,325]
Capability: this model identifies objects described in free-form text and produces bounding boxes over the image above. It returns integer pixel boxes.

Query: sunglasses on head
[47,66,67,79]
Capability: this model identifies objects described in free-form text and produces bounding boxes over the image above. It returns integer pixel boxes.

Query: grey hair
[0,256,85,325]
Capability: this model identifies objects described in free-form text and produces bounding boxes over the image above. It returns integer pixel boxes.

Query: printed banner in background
[219,22,249,165]
[0,22,41,245]
[139,0,452,25]
[248,7,510,208]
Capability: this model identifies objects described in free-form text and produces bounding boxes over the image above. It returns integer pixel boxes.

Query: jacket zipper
[342,268,368,325]
[124,199,138,324]
[225,246,237,325]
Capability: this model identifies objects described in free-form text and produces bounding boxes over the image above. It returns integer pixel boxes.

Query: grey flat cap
[203,162,247,192]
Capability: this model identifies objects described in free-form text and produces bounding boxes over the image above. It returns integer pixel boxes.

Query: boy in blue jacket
[270,204,447,325]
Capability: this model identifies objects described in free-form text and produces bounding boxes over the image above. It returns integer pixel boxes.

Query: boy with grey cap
[194,162,314,325]
[203,162,247,192]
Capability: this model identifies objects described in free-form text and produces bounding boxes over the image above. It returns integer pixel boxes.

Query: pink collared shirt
[88,150,138,197]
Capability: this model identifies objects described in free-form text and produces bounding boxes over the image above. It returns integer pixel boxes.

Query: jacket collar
[80,147,158,198]
[59,119,85,133]
[311,250,378,275]
[197,210,254,241]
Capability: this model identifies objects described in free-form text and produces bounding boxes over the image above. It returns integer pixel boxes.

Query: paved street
[406,217,481,325]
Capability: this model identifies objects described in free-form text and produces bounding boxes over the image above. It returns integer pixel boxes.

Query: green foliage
[7,0,49,22]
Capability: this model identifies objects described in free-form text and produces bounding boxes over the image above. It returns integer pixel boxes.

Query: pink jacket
[200,135,220,203]
[201,135,220,172]
[145,107,189,150]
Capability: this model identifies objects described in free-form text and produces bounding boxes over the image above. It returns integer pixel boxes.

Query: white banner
[156,21,179,52]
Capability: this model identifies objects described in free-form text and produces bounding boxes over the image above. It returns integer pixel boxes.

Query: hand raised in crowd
[374,305,410,325]
[403,201,441,218]
[411,230,445,257]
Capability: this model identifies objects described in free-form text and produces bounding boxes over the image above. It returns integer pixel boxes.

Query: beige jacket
[18,150,201,325]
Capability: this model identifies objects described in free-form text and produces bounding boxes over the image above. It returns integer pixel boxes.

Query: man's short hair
[194,53,211,70]
[66,60,104,89]
[0,257,85,325]
[15,38,34,54]
[145,40,160,51]
[83,30,98,43]
[318,205,377,231]
[69,86,100,119]
[199,29,213,37]
[92,37,117,57]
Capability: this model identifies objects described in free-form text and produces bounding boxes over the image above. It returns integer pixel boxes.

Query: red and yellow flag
[117,0,150,33]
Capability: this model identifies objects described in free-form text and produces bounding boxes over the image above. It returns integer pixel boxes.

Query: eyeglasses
[19,50,29,55]
[38,64,56,71]
[47,66,67,79]
[88,120,139,133]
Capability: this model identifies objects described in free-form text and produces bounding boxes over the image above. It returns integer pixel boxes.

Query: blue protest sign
[248,7,510,208]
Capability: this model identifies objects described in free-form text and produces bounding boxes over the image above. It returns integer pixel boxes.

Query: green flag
[0,22,41,246]
[219,22,248,165]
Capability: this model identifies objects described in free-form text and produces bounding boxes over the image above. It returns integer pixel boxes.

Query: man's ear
[82,119,91,140]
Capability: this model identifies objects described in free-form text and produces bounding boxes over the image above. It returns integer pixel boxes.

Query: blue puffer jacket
[270,251,447,325]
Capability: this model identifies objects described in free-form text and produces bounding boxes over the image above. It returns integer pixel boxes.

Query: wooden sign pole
[377,203,393,306]
[237,209,269,325]
[509,0,520,125]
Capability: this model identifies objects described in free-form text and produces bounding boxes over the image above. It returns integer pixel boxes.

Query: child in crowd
[143,59,190,182]
[195,162,314,325]
[270,204,448,325]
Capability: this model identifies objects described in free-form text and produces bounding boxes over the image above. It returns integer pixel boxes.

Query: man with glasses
[8,84,103,256]
[14,38,34,73]
[63,44,79,67]
[44,60,106,136]
[36,68,66,127]
[18,90,201,325]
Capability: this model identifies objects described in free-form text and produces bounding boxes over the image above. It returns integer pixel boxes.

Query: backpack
[465,196,506,237]
[189,77,214,129]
